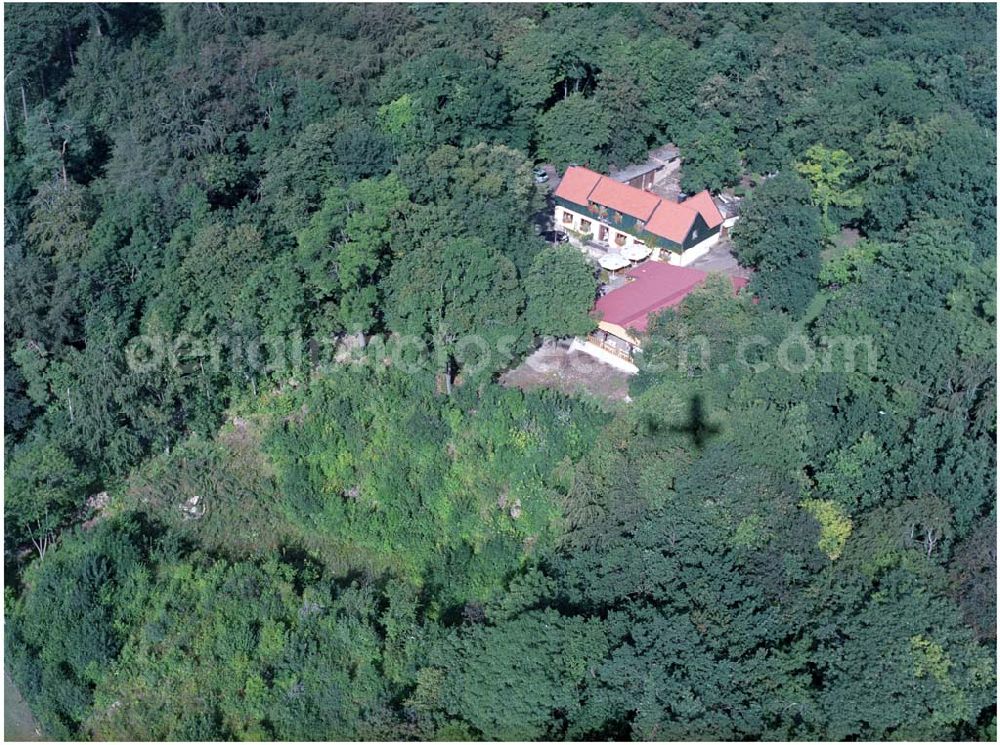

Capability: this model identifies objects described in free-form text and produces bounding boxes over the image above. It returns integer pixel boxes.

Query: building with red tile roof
[644,199,700,245]
[554,166,603,206]
[553,165,725,266]
[679,190,724,229]
[587,177,662,222]
[594,262,710,335]
[585,261,749,368]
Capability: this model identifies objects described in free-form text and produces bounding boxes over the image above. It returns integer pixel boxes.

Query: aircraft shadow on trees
[669,394,722,449]
[641,394,722,449]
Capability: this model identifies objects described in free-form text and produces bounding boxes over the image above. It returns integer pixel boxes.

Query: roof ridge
[646,199,663,225]
[655,194,697,217]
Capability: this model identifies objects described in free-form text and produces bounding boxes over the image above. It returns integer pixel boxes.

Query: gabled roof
[553,166,602,205]
[682,190,724,229]
[645,200,697,244]
[587,177,661,221]
[554,166,722,245]
[594,261,748,334]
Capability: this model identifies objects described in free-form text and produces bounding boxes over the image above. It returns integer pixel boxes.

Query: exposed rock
[87,491,110,512]
[334,332,367,364]
[509,499,522,520]
[82,491,111,531]
[299,599,323,620]
[180,494,206,520]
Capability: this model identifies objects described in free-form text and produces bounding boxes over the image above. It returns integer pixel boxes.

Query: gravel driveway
[688,238,752,279]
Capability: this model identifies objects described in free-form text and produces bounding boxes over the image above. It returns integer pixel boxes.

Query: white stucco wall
[555,205,596,237]
[554,206,650,252]
[569,337,639,374]
[676,232,721,266]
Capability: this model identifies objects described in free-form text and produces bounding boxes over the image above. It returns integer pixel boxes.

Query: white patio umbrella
[621,243,652,262]
[599,252,630,277]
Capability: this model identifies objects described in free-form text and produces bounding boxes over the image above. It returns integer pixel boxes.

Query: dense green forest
[4,3,996,740]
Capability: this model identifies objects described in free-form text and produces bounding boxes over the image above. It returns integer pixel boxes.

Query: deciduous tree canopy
[4,3,995,741]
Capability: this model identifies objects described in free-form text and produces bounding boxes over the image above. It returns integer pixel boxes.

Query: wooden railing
[588,335,634,362]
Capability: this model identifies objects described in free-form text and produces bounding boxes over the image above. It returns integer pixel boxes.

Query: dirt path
[5,671,44,741]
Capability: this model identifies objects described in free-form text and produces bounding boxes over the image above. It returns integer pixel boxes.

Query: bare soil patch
[500,340,631,405]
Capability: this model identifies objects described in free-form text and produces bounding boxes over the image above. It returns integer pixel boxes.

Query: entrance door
[598,225,608,242]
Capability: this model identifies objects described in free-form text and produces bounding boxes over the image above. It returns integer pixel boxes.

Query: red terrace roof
[682,190,724,229]
[553,166,602,205]
[594,261,748,334]
[587,176,661,221]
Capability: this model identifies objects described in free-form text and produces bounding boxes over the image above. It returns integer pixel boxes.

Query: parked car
[532,167,549,184]
[541,230,569,244]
